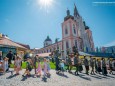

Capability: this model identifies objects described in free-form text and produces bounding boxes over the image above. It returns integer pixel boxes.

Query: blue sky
[0,0,115,49]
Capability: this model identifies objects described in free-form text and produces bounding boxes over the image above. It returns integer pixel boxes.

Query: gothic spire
[74,3,80,17]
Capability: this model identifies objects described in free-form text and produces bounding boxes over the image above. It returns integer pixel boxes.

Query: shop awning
[37,53,51,57]
[79,51,94,56]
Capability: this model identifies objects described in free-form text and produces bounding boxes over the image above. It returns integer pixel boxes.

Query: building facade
[101,46,115,53]
[37,4,95,57]
[0,33,30,57]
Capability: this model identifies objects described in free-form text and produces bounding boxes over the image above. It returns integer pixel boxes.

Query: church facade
[37,4,94,57]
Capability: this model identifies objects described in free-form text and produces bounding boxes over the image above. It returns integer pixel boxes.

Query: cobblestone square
[0,69,115,86]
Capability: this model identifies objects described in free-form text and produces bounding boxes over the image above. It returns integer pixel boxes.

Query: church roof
[45,36,52,42]
[64,15,74,21]
[15,42,30,49]
[85,26,89,30]
[64,9,74,21]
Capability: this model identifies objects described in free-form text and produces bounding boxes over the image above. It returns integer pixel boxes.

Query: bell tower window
[65,28,68,34]
[66,41,69,49]
[73,24,76,34]
[75,40,77,47]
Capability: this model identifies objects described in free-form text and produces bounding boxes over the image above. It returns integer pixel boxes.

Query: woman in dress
[43,58,48,77]
[47,59,51,76]
[36,57,42,77]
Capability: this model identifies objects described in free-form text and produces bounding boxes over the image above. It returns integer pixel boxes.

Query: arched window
[73,24,76,34]
[65,28,68,34]
[74,29,76,34]
[80,40,83,50]
[66,41,69,49]
[75,40,77,47]
[65,25,68,35]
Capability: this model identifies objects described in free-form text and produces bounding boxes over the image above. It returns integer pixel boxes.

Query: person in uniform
[102,58,107,76]
[74,53,79,75]
[90,57,95,75]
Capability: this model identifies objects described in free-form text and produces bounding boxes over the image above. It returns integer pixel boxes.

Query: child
[22,58,32,77]
[59,59,65,75]
[3,57,9,74]
[36,58,42,77]
[47,59,51,76]
[13,56,22,75]
[43,58,48,78]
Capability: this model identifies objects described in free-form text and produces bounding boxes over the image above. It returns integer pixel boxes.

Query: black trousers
[56,64,60,71]
[102,67,107,75]
[75,65,79,74]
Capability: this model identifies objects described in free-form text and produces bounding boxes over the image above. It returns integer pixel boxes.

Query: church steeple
[67,8,70,16]
[64,8,74,21]
[74,3,80,17]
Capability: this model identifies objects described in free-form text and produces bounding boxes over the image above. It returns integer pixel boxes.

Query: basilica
[37,4,94,57]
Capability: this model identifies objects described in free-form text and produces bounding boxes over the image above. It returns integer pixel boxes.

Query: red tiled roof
[0,38,27,49]
[14,42,30,49]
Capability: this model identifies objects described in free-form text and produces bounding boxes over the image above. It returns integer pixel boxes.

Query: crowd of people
[0,51,115,79]
[0,51,51,78]
[55,53,115,76]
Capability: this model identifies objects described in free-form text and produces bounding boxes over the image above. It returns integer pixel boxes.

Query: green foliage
[10,61,56,69]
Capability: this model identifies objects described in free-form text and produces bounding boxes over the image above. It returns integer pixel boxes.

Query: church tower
[44,36,52,47]
[62,9,80,57]
[62,4,94,57]
[73,3,92,52]
[74,3,80,20]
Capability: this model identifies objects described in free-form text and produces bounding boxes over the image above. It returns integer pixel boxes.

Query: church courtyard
[0,68,115,86]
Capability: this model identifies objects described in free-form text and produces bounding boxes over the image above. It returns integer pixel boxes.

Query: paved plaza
[0,69,115,86]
